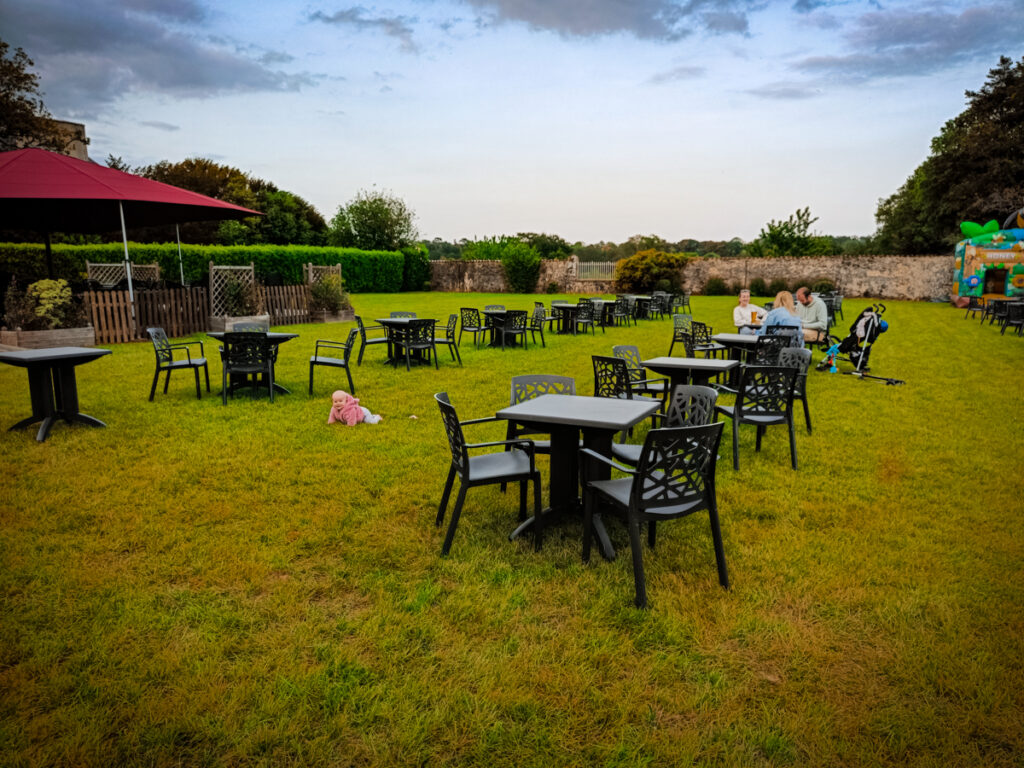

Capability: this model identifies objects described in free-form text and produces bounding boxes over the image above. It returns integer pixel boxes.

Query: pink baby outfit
[328,393,365,426]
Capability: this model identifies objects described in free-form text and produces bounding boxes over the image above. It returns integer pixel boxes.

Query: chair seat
[163,357,206,369]
[694,343,726,354]
[588,476,706,516]
[310,354,347,367]
[467,448,534,482]
[638,379,667,393]
[715,404,787,426]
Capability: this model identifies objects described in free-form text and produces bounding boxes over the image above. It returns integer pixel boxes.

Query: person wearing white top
[733,289,765,335]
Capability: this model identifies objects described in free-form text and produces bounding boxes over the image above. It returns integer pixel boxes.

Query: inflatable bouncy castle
[954,207,1024,299]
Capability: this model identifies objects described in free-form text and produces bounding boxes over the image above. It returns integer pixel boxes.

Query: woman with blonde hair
[756,290,803,346]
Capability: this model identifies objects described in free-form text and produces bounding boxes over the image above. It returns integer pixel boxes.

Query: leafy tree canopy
[746,207,832,257]
[875,55,1024,253]
[328,189,417,251]
[0,39,71,153]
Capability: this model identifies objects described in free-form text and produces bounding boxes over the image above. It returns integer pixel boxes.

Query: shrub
[401,244,431,292]
[811,278,836,293]
[703,277,730,296]
[500,241,542,293]
[748,277,768,297]
[546,282,560,294]
[767,278,789,295]
[654,278,673,293]
[614,250,687,293]
[309,274,348,313]
[4,278,86,330]
[222,274,259,316]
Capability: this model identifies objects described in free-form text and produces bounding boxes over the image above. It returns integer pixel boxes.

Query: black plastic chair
[963,296,986,320]
[612,384,718,466]
[355,315,388,365]
[715,365,798,470]
[613,345,668,400]
[1000,302,1024,336]
[751,334,791,365]
[528,306,548,347]
[435,392,543,554]
[220,332,275,405]
[393,319,438,370]
[500,310,528,350]
[575,300,598,335]
[691,321,725,358]
[672,294,692,314]
[390,311,416,318]
[612,298,633,327]
[668,314,694,356]
[592,355,661,404]
[581,422,728,607]
[434,314,463,365]
[146,327,209,401]
[778,347,812,434]
[459,307,487,347]
[309,327,358,395]
[764,325,803,349]
[504,374,577,456]
[484,304,505,311]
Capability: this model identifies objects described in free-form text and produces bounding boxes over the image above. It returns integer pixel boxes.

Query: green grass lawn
[1,293,1022,767]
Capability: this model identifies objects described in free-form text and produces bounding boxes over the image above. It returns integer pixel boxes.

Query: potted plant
[308,275,353,322]
[209,273,271,332]
[1,279,95,348]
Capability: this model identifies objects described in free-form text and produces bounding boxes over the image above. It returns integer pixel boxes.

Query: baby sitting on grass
[328,390,382,425]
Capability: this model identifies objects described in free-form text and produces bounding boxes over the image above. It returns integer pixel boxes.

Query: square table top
[712,332,759,345]
[496,394,660,432]
[375,317,434,325]
[0,347,111,366]
[207,331,298,342]
[642,356,738,373]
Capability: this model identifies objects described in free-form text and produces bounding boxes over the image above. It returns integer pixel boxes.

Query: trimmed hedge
[0,243,406,293]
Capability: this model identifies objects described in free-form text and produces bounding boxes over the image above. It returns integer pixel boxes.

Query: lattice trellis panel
[209,262,259,316]
[304,263,342,287]
[86,261,160,288]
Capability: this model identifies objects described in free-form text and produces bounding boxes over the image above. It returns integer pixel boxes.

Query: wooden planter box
[0,326,96,349]
[208,314,272,332]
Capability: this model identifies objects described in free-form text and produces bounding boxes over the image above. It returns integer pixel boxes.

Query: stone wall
[429,254,954,300]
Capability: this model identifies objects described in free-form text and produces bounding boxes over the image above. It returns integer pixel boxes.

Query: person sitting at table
[756,290,803,346]
[733,288,766,335]
[795,286,829,343]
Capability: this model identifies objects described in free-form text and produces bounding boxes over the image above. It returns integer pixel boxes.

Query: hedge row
[0,243,408,293]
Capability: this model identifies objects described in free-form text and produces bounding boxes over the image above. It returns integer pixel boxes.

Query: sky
[1,0,1021,243]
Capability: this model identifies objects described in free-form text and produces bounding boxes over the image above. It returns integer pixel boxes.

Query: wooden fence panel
[85,287,209,343]
[261,285,310,326]
[84,290,135,344]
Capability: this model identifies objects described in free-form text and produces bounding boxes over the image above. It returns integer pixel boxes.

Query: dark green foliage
[546,282,560,294]
[654,279,673,293]
[401,245,431,291]
[3,278,85,330]
[422,238,462,260]
[0,243,406,293]
[747,208,824,258]
[500,241,542,293]
[767,278,789,295]
[614,250,687,293]
[329,190,417,251]
[703,277,730,295]
[516,232,571,260]
[309,275,349,313]
[221,274,258,316]
[875,55,1024,253]
[748,277,768,297]
[0,40,70,153]
[811,279,836,294]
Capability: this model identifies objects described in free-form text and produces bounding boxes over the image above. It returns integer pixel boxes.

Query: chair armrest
[466,438,537,469]
[460,415,500,427]
[579,447,635,475]
[314,339,349,354]
[167,341,203,363]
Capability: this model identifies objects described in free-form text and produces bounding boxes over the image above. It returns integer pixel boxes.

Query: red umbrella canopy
[0,148,262,233]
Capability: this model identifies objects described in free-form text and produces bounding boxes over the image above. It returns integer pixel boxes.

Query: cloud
[792,2,1023,82]
[745,81,821,99]
[309,8,419,52]
[140,120,180,131]
[461,0,757,41]
[647,64,707,84]
[0,0,313,118]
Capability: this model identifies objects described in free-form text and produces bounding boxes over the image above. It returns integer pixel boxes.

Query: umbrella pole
[44,231,54,279]
[119,201,136,323]
[176,224,185,285]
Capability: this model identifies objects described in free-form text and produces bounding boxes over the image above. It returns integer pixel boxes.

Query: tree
[747,207,823,257]
[876,55,1024,253]
[0,39,69,153]
[328,189,417,251]
[516,232,571,260]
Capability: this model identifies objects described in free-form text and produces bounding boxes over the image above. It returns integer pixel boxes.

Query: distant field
[1,294,1022,767]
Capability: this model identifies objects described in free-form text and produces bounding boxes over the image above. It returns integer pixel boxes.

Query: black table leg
[508,424,580,542]
[581,429,618,561]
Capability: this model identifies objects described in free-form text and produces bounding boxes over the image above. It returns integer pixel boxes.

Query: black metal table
[208,332,298,394]
[496,394,661,559]
[712,332,759,387]
[641,356,739,388]
[553,303,580,334]
[0,346,111,442]
[375,317,436,363]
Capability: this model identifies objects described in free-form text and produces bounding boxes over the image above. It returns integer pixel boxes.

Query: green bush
[703,276,730,295]
[401,245,431,292]
[3,278,86,330]
[614,250,687,293]
[500,241,542,294]
[811,278,836,293]
[546,282,560,294]
[767,278,790,295]
[0,243,407,293]
[748,277,768,297]
[309,274,349,313]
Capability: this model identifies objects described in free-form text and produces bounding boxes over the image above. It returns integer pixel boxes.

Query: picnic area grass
[1,293,1022,767]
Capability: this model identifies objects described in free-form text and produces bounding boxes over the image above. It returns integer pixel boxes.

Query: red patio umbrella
[0,148,262,290]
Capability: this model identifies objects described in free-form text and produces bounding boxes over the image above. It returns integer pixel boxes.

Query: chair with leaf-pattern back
[668,313,693,356]
[714,365,798,470]
[612,297,633,327]
[434,314,462,365]
[751,334,791,365]
[393,319,438,370]
[613,345,667,401]
[220,332,275,405]
[581,422,729,607]
[611,384,717,466]
[575,299,598,335]
[390,311,416,318]
[500,310,529,350]
[146,327,209,401]
[504,375,576,456]
[528,306,549,347]
[434,392,543,554]
[778,347,812,434]
[691,321,725,358]
[459,307,487,347]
